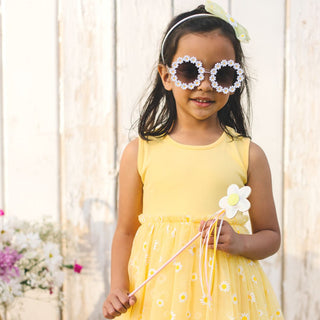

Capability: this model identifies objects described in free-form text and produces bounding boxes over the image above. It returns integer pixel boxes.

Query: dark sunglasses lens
[175,62,199,83]
[216,66,237,87]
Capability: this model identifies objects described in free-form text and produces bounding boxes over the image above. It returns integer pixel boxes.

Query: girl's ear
[158,64,173,91]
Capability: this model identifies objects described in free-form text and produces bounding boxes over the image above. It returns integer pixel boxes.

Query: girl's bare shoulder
[248,141,270,174]
[121,137,139,164]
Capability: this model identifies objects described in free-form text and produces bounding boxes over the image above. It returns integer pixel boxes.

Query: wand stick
[128,232,201,297]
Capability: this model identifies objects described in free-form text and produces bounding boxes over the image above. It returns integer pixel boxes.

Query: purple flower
[0,209,4,216]
[0,247,22,282]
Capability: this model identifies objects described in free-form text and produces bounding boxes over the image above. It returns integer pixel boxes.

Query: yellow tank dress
[120,128,284,320]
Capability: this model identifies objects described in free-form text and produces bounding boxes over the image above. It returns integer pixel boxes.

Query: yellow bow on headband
[205,0,250,42]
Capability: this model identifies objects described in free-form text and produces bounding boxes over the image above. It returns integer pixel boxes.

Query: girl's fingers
[129,295,137,306]
[199,219,216,231]
[206,238,222,246]
[200,219,226,231]
[103,302,120,318]
[111,298,127,314]
[202,225,228,245]
[118,292,131,309]
[216,243,227,252]
[102,305,110,318]
[218,234,225,243]
[103,302,113,318]
[103,289,135,319]
[201,220,241,254]
[201,226,225,240]
[200,221,215,237]
[199,220,208,231]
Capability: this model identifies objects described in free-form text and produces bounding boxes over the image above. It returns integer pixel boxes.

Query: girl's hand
[199,220,243,255]
[102,288,136,319]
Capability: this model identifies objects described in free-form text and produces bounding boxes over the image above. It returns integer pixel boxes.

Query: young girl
[103,2,284,319]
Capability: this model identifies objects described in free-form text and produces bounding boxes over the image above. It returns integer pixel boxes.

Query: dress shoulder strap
[137,136,166,183]
[225,127,251,178]
[137,137,146,180]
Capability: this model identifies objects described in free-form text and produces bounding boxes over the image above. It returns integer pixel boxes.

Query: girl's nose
[197,72,213,91]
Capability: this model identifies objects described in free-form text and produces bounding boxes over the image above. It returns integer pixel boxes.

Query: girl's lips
[191,98,215,107]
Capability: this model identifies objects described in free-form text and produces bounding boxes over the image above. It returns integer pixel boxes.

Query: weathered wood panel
[283,0,320,318]
[116,0,172,154]
[2,0,59,318]
[1,0,60,219]
[174,0,229,14]
[58,0,117,319]
[233,0,285,302]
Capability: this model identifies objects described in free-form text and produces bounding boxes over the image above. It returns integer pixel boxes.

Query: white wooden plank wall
[0,0,319,319]
[232,0,285,300]
[116,0,172,152]
[1,0,60,319]
[283,0,320,318]
[58,0,117,319]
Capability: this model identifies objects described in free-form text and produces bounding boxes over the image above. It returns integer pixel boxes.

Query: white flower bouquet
[0,210,82,312]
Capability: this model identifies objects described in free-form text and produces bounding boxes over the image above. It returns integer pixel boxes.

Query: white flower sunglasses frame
[168,55,245,94]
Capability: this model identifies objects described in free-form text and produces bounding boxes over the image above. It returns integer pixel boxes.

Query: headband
[160,1,250,63]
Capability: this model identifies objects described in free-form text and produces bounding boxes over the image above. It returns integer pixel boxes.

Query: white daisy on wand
[219,184,251,218]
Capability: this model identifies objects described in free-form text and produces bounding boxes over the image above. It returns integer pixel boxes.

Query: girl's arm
[103,138,142,319]
[237,141,281,259]
[200,141,281,260]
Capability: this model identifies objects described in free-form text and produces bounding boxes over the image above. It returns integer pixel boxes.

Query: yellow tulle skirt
[119,214,284,320]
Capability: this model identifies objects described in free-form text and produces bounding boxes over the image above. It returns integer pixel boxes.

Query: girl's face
[159,30,236,126]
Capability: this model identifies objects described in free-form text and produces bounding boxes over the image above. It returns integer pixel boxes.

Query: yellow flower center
[157,300,163,306]
[49,253,53,258]
[227,193,240,206]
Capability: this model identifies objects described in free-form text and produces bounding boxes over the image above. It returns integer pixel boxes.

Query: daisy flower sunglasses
[168,55,245,94]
